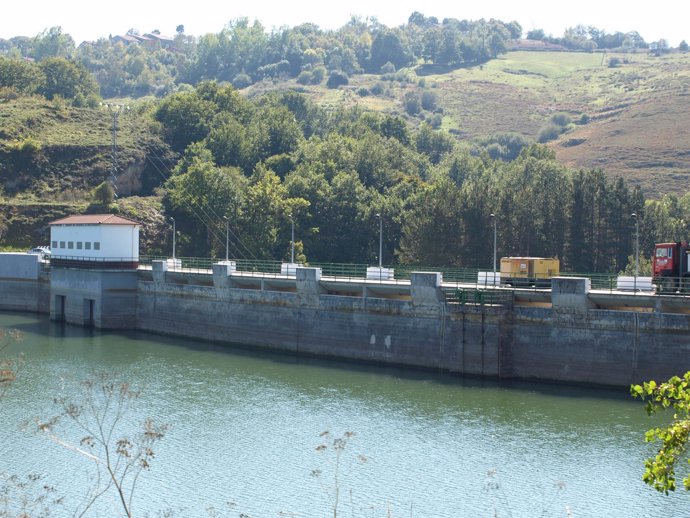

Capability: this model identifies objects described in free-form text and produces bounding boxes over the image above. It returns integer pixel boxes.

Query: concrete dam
[2,252,690,388]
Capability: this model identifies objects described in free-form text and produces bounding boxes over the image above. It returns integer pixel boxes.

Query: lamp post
[224,216,229,262]
[376,212,383,268]
[490,213,497,285]
[290,215,295,264]
[170,217,176,261]
[632,212,639,292]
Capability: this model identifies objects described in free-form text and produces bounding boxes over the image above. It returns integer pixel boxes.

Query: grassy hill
[1,48,689,248]
[0,97,174,251]
[249,50,690,197]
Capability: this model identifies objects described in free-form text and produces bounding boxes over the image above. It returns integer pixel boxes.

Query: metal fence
[135,255,667,294]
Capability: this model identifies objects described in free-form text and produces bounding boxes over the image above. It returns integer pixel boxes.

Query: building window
[60,241,65,248]
[68,241,74,249]
[94,242,100,251]
[85,242,91,250]
[52,241,57,249]
[77,242,83,250]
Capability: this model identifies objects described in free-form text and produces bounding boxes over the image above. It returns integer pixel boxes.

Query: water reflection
[0,311,686,517]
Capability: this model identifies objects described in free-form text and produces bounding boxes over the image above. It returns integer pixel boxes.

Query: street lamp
[376,212,383,268]
[632,212,639,292]
[224,216,229,262]
[290,214,295,264]
[170,217,176,261]
[490,213,497,285]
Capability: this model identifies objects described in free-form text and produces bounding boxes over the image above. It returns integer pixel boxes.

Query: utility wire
[144,145,258,260]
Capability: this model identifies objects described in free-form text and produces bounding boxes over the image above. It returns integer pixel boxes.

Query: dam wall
[0,253,50,314]
[137,267,506,376]
[2,255,690,387]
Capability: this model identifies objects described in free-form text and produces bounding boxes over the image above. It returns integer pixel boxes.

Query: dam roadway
[139,261,685,313]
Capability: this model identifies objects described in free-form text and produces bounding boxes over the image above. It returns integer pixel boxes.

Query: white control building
[49,214,140,268]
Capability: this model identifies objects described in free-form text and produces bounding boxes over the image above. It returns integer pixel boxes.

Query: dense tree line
[0,17,677,100]
[526,24,650,52]
[151,81,649,272]
[0,14,520,98]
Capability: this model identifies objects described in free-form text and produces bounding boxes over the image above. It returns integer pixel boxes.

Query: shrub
[310,66,326,84]
[297,71,312,85]
[231,73,252,89]
[92,181,115,205]
[429,114,442,128]
[357,87,370,97]
[421,90,438,111]
[370,82,384,95]
[403,91,421,115]
[14,137,41,154]
[326,70,349,89]
[550,112,571,127]
[538,123,562,143]
[578,113,591,125]
[0,87,19,101]
[380,61,396,74]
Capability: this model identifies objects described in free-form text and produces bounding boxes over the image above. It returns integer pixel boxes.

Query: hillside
[0,97,172,197]
[248,50,690,197]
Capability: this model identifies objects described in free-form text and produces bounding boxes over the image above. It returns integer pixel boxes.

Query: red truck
[653,242,690,292]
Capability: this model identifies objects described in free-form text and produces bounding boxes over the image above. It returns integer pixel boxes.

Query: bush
[421,90,438,111]
[310,66,326,84]
[429,114,443,128]
[538,123,562,143]
[92,181,115,205]
[370,83,384,95]
[578,113,591,125]
[0,87,19,101]
[231,73,253,89]
[380,61,396,74]
[550,112,571,127]
[297,71,312,85]
[357,87,370,97]
[326,70,349,89]
[14,137,41,154]
[403,91,421,115]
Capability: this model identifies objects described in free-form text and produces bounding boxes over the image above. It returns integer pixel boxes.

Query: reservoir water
[0,311,687,517]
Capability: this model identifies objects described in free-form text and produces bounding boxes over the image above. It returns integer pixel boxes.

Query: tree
[92,181,115,206]
[680,40,689,52]
[369,29,409,72]
[631,372,690,494]
[326,70,348,88]
[38,57,99,104]
[0,57,45,95]
[155,90,216,152]
[527,28,545,41]
[31,26,75,60]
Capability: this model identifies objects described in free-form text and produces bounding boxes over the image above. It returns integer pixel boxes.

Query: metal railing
[135,255,689,296]
[443,287,514,308]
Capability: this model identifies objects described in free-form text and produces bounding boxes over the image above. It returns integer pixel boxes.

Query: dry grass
[247,50,690,197]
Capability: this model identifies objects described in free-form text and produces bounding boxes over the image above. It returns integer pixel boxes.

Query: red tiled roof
[49,214,141,226]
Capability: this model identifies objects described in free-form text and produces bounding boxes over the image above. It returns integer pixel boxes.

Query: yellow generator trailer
[500,257,559,287]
